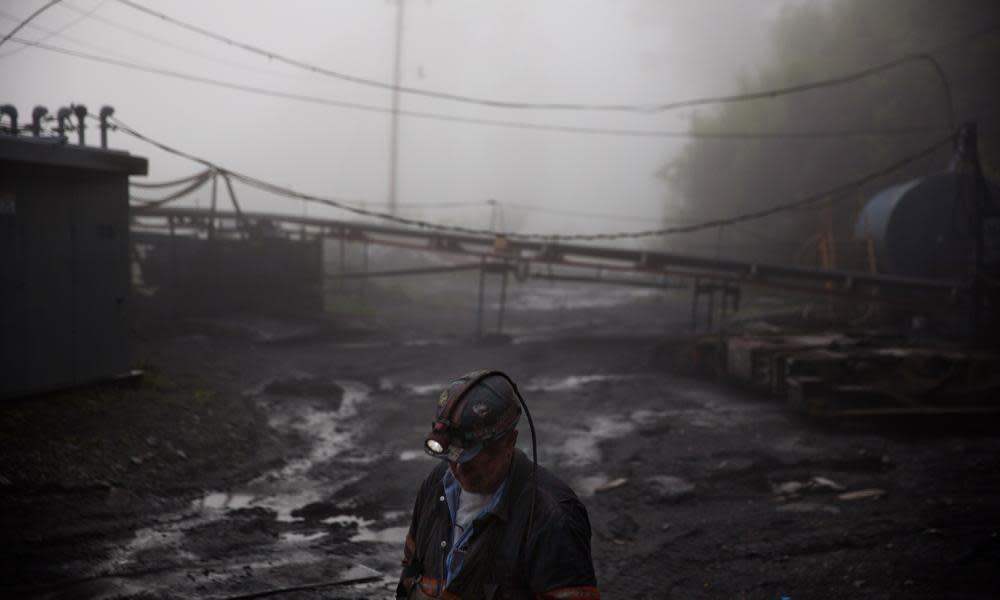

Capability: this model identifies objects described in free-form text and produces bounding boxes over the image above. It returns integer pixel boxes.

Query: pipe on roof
[31,106,48,137]
[0,104,17,134]
[56,106,72,141]
[73,104,87,146]
[99,106,114,149]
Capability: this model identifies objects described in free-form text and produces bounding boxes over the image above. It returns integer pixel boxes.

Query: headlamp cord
[502,376,538,567]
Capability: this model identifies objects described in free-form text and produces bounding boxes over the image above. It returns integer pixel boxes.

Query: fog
[2,0,789,237]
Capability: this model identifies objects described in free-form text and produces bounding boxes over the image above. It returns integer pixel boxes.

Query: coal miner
[397,370,599,600]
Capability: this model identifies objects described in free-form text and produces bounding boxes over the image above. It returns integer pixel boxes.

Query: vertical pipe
[56,107,71,139]
[0,105,18,134]
[360,241,369,304]
[690,277,700,334]
[221,172,248,239]
[168,215,177,318]
[99,106,114,148]
[208,172,218,241]
[300,201,307,241]
[497,262,509,334]
[72,104,87,145]
[31,106,47,137]
[339,237,346,276]
[706,282,716,332]
[387,0,405,216]
[476,257,486,338]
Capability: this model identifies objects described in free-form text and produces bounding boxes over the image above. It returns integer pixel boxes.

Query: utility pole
[487,198,498,232]
[387,0,405,216]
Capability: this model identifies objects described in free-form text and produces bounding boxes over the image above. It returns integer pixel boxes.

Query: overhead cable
[131,170,213,207]
[111,116,955,241]
[0,0,104,58]
[0,0,63,48]
[49,1,311,81]
[18,37,944,141]
[130,168,213,189]
[114,0,993,121]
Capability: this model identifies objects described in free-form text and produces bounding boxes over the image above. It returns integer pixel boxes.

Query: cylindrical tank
[855,171,1000,280]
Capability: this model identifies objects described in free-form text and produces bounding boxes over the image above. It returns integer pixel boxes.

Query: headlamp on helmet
[423,370,522,464]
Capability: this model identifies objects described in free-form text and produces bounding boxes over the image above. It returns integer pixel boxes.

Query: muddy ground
[2,275,999,600]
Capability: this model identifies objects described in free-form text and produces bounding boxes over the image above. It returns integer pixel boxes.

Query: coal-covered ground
[2,269,999,600]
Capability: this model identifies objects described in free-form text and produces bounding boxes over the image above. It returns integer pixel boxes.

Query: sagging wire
[130,168,213,189]
[110,115,956,242]
[17,37,949,142]
[130,170,213,207]
[0,0,63,49]
[114,0,987,126]
[0,0,106,58]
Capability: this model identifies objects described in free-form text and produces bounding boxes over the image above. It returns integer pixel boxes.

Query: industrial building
[0,106,147,399]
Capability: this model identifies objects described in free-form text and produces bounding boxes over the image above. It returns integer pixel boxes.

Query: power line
[130,169,212,189]
[0,7,148,63]
[0,0,63,48]
[14,37,946,142]
[131,170,213,206]
[52,0,316,82]
[114,0,995,119]
[0,0,105,58]
[111,116,955,241]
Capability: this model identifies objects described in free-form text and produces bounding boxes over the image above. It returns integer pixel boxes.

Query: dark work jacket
[396,450,599,600]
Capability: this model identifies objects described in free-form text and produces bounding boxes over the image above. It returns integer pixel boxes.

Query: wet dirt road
[3,283,1000,599]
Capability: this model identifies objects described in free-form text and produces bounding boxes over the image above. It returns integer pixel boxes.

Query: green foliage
[666,0,1000,264]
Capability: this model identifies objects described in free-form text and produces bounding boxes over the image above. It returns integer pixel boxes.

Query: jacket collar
[490,449,533,524]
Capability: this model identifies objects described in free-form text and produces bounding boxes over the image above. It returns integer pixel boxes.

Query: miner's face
[449,429,517,495]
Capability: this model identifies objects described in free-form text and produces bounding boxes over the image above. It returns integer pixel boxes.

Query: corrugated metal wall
[1,161,130,399]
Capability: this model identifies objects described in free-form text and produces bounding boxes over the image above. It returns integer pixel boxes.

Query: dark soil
[2,279,999,600]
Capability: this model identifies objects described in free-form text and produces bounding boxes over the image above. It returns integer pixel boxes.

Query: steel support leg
[360,241,369,304]
[707,283,716,332]
[691,277,700,334]
[497,262,509,334]
[476,258,486,338]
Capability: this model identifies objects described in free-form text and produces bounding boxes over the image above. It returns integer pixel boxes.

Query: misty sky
[2,0,793,238]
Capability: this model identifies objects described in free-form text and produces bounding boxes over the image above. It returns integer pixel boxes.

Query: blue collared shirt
[441,469,509,585]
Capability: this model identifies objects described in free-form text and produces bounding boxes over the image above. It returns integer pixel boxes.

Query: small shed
[1,135,148,399]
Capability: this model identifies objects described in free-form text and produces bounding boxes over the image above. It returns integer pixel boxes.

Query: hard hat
[424,370,522,463]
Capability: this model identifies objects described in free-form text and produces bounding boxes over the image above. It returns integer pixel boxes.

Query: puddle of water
[525,373,638,392]
[352,525,409,544]
[198,492,254,511]
[280,531,328,544]
[405,383,443,395]
[553,415,636,466]
[268,379,370,470]
[324,514,408,544]
[571,473,612,497]
[382,510,408,521]
[97,378,374,584]
[323,514,374,528]
[399,450,424,461]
